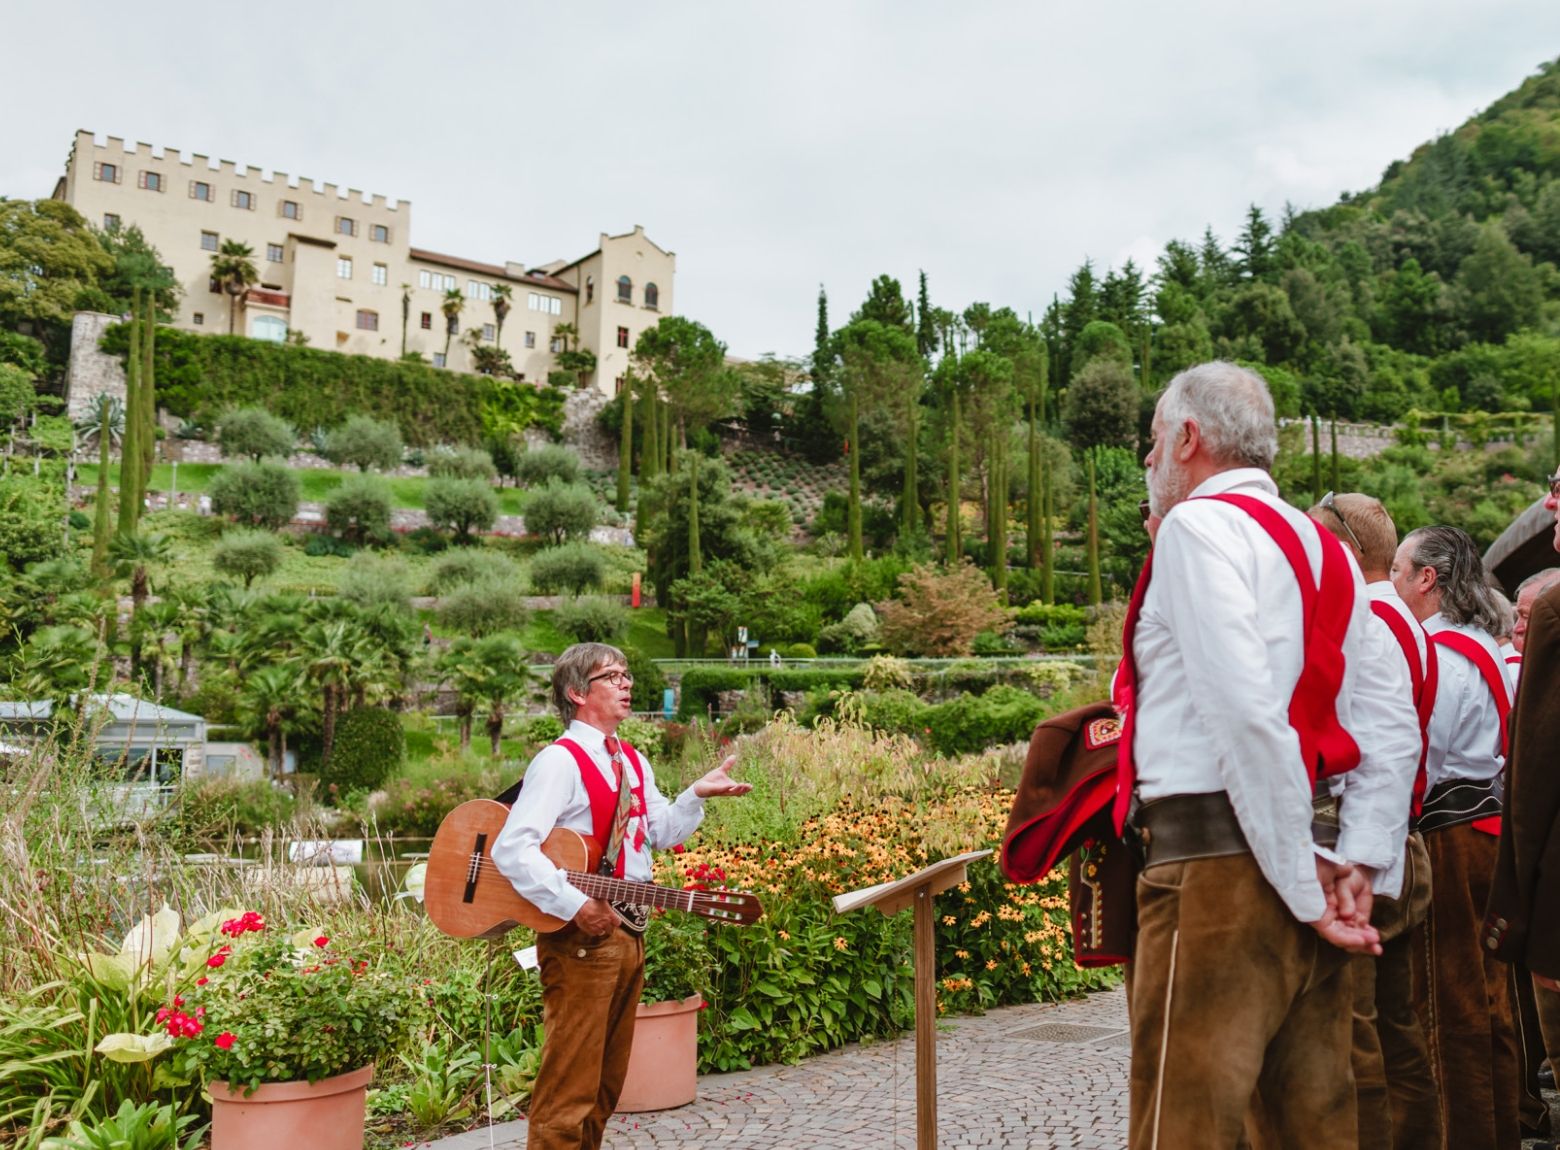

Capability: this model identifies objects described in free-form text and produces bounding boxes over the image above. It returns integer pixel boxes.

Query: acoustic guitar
[424,799,764,940]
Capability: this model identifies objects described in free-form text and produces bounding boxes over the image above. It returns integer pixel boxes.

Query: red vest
[554,736,648,877]
[1426,630,1512,837]
[1369,599,1438,817]
[1113,493,1360,834]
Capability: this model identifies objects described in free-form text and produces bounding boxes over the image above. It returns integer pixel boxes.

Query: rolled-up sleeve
[490,746,589,922]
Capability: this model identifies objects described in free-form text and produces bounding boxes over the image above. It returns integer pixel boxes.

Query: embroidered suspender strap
[553,737,641,879]
[1111,553,1154,835]
[1211,494,1361,784]
[617,741,649,855]
[1113,495,1361,834]
[1370,600,1437,815]
[1426,631,1511,838]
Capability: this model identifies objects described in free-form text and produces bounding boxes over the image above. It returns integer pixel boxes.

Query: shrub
[323,413,405,472]
[170,776,296,836]
[425,549,522,594]
[211,529,283,588]
[817,602,880,655]
[551,596,629,644]
[923,685,1048,755]
[782,642,817,659]
[338,554,414,614]
[371,759,506,836]
[524,478,599,545]
[325,473,393,546]
[428,445,497,481]
[528,541,605,594]
[858,688,931,736]
[516,714,565,746]
[322,706,405,792]
[437,576,528,636]
[515,443,580,486]
[208,461,299,530]
[862,654,914,691]
[218,405,295,461]
[625,645,667,713]
[425,477,499,541]
[878,561,1012,657]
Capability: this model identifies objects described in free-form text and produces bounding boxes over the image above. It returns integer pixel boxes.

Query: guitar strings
[453,856,759,910]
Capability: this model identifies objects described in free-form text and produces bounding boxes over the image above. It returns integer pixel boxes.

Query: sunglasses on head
[1320,491,1364,554]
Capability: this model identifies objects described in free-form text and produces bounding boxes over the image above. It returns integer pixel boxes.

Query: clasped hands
[1310,857,1381,955]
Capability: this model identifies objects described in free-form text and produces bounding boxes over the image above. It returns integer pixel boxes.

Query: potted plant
[91,907,420,1150]
[616,896,716,1113]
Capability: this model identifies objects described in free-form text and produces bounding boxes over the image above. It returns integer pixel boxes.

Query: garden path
[429,987,1132,1150]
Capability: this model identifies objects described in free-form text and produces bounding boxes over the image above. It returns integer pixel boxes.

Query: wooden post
[913,884,937,1150]
[832,849,992,1150]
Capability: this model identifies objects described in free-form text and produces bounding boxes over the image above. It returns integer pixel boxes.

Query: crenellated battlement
[70,130,408,210]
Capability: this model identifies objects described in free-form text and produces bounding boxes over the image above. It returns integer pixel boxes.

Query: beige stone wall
[56,132,666,398]
[63,311,126,421]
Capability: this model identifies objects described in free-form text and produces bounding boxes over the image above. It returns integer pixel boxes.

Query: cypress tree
[1310,414,1322,505]
[616,374,634,513]
[915,271,937,360]
[847,390,862,562]
[117,288,142,536]
[90,397,114,581]
[1086,448,1102,606]
[137,298,156,510]
[901,388,919,539]
[946,390,961,563]
[1329,414,1339,492]
[989,425,1007,601]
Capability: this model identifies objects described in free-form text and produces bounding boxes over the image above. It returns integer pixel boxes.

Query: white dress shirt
[1131,469,1412,923]
[490,719,706,921]
[1422,615,1512,791]
[1346,583,1429,896]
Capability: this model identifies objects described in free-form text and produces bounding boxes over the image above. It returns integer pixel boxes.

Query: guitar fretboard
[565,870,693,912]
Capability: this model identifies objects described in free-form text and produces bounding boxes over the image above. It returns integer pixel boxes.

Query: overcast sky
[7,3,1560,359]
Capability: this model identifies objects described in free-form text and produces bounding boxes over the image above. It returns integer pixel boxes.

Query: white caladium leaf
[118,906,182,969]
[186,906,243,942]
[95,1032,174,1063]
[396,862,427,903]
[77,951,137,992]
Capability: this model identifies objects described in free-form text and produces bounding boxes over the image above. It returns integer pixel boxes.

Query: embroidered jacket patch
[1082,716,1123,751]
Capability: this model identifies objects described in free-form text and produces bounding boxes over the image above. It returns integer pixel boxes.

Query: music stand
[832,849,992,1150]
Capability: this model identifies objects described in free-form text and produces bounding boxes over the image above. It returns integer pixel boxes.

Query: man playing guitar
[490,642,751,1150]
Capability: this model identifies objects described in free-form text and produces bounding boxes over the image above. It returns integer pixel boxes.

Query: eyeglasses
[1138,499,1152,524]
[1548,470,1560,499]
[588,669,634,688]
[1320,491,1363,554]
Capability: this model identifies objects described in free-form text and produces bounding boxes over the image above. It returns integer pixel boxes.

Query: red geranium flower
[214,1032,236,1050]
[314,935,329,948]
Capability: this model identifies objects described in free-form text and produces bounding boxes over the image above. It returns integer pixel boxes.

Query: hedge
[322,706,406,794]
[677,666,866,721]
[99,324,564,447]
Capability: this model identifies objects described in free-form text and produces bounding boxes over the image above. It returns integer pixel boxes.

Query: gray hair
[1403,526,1506,635]
[1157,361,1278,471]
[1517,567,1560,596]
[551,642,628,723]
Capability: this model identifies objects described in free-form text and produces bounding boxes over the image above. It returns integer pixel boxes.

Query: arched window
[250,315,288,343]
[616,275,632,303]
[644,282,659,310]
[585,275,594,304]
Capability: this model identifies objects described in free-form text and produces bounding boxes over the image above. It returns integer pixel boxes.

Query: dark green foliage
[171,777,297,836]
[523,478,599,545]
[211,529,284,588]
[425,549,521,594]
[624,645,667,712]
[677,667,866,721]
[1062,359,1138,450]
[320,706,405,793]
[425,477,499,540]
[208,461,300,530]
[218,405,296,461]
[0,475,66,571]
[858,688,931,736]
[551,596,629,644]
[97,323,548,446]
[437,577,528,637]
[528,542,605,594]
[324,473,393,546]
[922,685,1047,756]
[1070,320,1132,373]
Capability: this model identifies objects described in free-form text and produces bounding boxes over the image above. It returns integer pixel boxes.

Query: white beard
[1147,455,1191,518]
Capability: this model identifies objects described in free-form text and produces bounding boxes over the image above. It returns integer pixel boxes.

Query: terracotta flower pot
[210,1064,374,1150]
[616,995,702,1112]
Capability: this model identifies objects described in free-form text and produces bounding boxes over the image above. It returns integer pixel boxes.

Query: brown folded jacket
[1001,701,1137,967]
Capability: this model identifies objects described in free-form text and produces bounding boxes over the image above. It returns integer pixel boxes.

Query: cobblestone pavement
[430,988,1132,1150]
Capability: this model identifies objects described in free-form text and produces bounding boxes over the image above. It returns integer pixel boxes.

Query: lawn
[78,462,528,515]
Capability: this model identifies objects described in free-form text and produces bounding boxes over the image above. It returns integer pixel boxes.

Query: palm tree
[491,283,512,350]
[76,394,124,582]
[108,531,171,680]
[301,618,366,766]
[210,240,259,334]
[473,634,529,757]
[238,663,309,778]
[436,638,485,753]
[8,625,101,715]
[135,599,182,699]
[441,288,465,361]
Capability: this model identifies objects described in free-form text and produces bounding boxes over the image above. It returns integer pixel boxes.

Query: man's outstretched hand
[692,754,753,798]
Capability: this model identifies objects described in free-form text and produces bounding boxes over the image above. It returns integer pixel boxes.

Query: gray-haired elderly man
[491,643,750,1150]
[1118,361,1411,1149]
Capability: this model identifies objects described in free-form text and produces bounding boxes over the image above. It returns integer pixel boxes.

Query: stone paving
[430,988,1132,1150]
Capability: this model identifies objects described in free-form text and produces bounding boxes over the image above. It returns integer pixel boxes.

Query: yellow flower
[942,915,956,926]
[986,959,998,971]
[833,937,848,952]
[777,930,791,941]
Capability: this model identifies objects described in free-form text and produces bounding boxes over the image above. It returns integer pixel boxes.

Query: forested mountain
[1042,55,1560,423]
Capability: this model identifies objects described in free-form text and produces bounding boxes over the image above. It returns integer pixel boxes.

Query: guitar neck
[565,870,691,911]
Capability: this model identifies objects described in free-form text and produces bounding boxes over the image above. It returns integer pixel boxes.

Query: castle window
[138,171,163,192]
[372,262,388,286]
[336,216,356,238]
[585,275,594,304]
[356,310,379,331]
[191,181,212,202]
[644,282,659,310]
[616,275,632,303]
[266,243,285,263]
[94,162,120,184]
[193,313,204,325]
[233,189,254,210]
[432,352,447,368]
[420,312,432,330]
[370,223,390,243]
[337,256,353,280]
[525,331,536,349]
[616,326,630,349]
[103,213,120,230]
[482,323,495,341]
[281,200,300,220]
[200,231,219,252]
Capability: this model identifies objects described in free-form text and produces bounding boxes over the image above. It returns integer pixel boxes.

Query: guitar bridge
[463,833,488,904]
